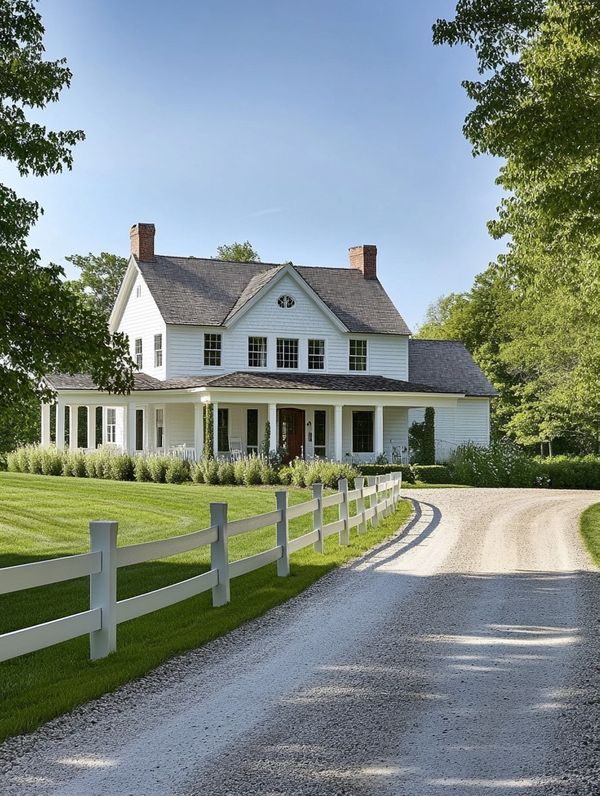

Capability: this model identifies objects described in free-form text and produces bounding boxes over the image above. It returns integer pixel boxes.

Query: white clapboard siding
[455,398,491,446]
[118,270,166,380]
[165,272,409,380]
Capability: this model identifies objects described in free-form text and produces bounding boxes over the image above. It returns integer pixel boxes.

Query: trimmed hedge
[413,465,451,484]
[536,455,600,490]
[357,464,415,484]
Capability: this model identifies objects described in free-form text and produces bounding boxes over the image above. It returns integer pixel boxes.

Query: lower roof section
[46,370,459,395]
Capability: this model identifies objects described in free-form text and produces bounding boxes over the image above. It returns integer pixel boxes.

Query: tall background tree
[67,252,128,318]
[427,0,600,453]
[0,0,133,453]
[215,241,260,262]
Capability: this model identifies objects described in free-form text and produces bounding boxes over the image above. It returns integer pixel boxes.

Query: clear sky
[3,0,504,330]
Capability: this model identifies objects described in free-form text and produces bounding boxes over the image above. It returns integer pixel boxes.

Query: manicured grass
[0,472,411,741]
[580,503,600,567]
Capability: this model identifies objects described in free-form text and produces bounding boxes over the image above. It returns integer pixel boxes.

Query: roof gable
[224,263,348,332]
[134,255,411,334]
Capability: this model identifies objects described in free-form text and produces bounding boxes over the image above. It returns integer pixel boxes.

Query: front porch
[41,399,417,464]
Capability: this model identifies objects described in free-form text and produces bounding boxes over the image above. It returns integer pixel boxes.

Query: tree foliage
[67,252,128,318]
[431,0,600,452]
[215,241,260,262]
[0,0,133,419]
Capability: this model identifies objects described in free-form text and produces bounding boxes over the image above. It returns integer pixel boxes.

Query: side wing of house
[408,397,491,460]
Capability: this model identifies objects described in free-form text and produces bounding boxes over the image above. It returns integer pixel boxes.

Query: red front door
[278,408,305,463]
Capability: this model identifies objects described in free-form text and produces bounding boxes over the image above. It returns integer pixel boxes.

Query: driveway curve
[1,488,598,796]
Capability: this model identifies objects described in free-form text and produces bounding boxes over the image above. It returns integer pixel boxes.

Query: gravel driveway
[1,488,598,796]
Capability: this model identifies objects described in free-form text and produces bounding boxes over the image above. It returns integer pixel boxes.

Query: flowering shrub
[447,439,539,487]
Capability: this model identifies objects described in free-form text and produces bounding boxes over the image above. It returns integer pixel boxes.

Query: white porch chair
[229,436,243,461]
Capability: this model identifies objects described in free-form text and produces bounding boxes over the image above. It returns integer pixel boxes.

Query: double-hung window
[246,409,258,454]
[352,411,373,453]
[217,408,229,452]
[314,410,326,457]
[308,339,325,370]
[154,334,163,367]
[349,339,367,371]
[248,336,267,368]
[134,338,143,370]
[276,338,298,369]
[204,333,222,367]
[155,408,164,448]
[106,408,117,444]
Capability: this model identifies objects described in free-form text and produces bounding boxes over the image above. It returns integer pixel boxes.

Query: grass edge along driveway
[0,472,412,742]
[580,503,600,567]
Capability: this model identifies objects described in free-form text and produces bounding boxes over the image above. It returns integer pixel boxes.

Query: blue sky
[3,0,504,329]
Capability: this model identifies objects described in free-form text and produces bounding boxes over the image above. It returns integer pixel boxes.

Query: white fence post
[312,482,324,553]
[276,490,290,577]
[338,477,349,545]
[89,520,118,660]
[210,502,230,607]
[368,476,378,527]
[355,476,366,534]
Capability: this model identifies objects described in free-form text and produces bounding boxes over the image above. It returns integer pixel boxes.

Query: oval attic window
[277,294,295,309]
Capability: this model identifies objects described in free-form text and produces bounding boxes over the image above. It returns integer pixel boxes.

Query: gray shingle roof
[408,339,497,397]
[46,370,455,394]
[135,256,411,335]
[46,373,165,391]
[205,371,443,393]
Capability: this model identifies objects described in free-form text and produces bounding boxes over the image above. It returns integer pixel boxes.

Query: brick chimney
[130,223,155,261]
[348,245,377,279]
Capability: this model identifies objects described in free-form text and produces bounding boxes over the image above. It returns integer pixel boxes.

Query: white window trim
[105,407,117,445]
[308,338,326,371]
[248,335,268,369]
[154,334,163,368]
[348,338,368,372]
[203,332,222,368]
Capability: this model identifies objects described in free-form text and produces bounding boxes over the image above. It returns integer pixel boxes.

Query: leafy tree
[67,252,128,317]
[432,0,600,452]
[0,0,133,418]
[409,407,436,464]
[215,241,260,262]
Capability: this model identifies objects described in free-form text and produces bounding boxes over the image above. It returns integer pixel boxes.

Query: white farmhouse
[43,223,496,463]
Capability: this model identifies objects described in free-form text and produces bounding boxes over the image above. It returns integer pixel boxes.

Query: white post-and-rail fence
[0,472,402,663]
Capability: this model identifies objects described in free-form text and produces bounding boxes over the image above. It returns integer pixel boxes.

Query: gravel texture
[0,488,598,796]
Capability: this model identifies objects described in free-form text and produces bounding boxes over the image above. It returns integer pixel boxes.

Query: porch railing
[0,472,402,663]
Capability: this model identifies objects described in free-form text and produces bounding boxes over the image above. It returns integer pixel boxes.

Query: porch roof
[46,370,457,395]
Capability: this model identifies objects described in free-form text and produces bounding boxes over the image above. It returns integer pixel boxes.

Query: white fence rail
[0,472,402,663]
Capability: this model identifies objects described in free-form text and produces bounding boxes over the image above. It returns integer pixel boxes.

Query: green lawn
[580,503,600,567]
[0,471,411,741]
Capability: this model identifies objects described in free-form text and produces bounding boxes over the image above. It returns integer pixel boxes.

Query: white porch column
[56,400,65,449]
[334,404,343,462]
[212,401,219,458]
[374,404,384,457]
[268,403,277,453]
[126,402,136,454]
[69,405,79,451]
[40,403,51,446]
[87,406,97,451]
[194,402,204,460]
